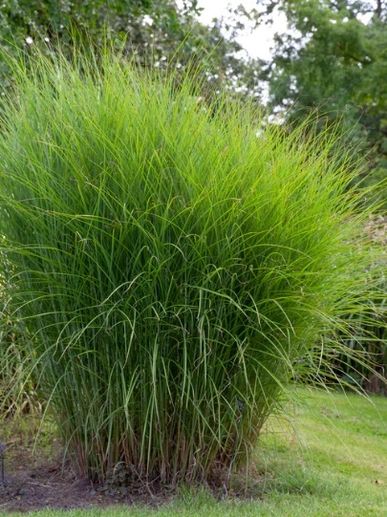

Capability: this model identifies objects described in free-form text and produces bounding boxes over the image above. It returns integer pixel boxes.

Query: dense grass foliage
[0,53,381,484]
[0,266,38,416]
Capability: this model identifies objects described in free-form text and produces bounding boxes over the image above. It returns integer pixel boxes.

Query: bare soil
[0,418,173,513]
[0,416,261,513]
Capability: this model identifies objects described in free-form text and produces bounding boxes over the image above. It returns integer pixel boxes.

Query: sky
[189,1,374,59]
[195,0,288,60]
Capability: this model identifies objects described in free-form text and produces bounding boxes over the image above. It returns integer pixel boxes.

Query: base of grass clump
[0,50,382,485]
[0,413,264,512]
[1,388,386,514]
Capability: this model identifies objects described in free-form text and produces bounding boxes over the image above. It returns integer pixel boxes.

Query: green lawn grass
[7,388,387,517]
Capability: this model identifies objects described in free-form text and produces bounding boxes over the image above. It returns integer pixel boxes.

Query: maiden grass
[0,52,381,484]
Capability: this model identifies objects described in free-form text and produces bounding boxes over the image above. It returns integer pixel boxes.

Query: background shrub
[338,216,386,393]
[0,52,382,484]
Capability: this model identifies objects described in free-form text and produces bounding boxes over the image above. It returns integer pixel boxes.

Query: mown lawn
[6,388,387,517]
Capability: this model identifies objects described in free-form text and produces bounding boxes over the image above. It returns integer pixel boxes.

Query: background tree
[0,0,262,100]
[258,0,387,196]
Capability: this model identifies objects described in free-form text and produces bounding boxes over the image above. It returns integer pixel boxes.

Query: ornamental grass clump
[0,53,380,484]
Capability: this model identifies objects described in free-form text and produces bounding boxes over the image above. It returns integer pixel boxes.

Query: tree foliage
[0,0,261,99]
[259,0,387,192]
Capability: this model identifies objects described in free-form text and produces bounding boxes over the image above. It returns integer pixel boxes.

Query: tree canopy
[259,0,387,193]
[0,0,261,100]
